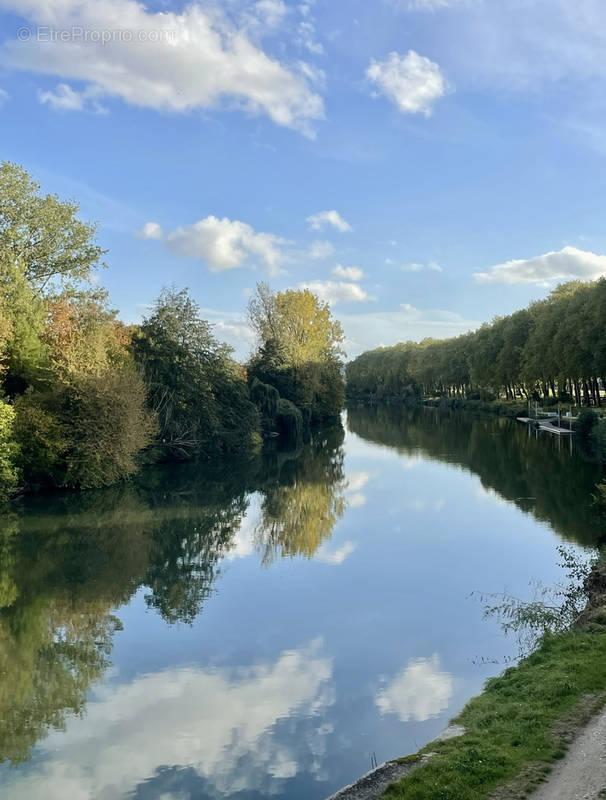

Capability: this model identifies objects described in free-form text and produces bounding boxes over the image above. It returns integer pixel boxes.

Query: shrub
[574,408,599,440]
[0,400,19,501]
[276,398,303,442]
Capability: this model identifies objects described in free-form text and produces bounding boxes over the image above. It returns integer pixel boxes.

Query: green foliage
[13,371,155,489]
[131,287,259,459]
[276,397,303,441]
[0,262,48,395]
[348,404,605,547]
[250,377,280,432]
[0,432,346,760]
[383,631,606,800]
[384,553,606,800]
[0,400,19,502]
[574,408,599,439]
[480,546,597,654]
[0,161,105,290]
[0,165,347,493]
[248,283,345,424]
[347,278,606,408]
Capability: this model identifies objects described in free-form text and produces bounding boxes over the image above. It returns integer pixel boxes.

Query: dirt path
[531,707,606,800]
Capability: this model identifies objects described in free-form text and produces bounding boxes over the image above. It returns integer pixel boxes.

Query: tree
[131,287,259,458]
[248,283,345,422]
[0,400,18,502]
[13,290,155,489]
[0,162,105,291]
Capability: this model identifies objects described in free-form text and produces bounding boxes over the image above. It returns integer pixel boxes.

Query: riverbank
[327,561,606,800]
[422,397,528,419]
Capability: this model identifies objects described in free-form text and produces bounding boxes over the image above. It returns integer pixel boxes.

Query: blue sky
[1,0,606,357]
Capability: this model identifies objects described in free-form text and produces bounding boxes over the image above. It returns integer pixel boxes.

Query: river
[0,406,602,800]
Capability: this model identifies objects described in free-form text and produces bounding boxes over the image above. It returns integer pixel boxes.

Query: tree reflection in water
[0,426,346,765]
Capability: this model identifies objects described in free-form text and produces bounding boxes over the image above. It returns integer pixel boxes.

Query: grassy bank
[382,565,606,800]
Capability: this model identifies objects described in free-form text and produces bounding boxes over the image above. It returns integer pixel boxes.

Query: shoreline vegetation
[377,557,606,800]
[0,163,345,502]
[346,278,606,410]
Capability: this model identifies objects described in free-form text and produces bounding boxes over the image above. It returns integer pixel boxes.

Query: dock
[517,417,576,436]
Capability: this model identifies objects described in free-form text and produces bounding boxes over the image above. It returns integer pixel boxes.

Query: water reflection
[347,405,605,546]
[3,639,333,800]
[1,407,604,799]
[376,655,453,723]
[0,428,346,767]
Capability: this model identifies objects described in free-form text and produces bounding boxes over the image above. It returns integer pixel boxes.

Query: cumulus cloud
[1,640,333,800]
[474,246,606,285]
[306,210,353,233]
[0,0,323,135]
[136,221,164,241]
[366,50,448,116]
[402,261,443,273]
[164,215,287,274]
[299,280,373,305]
[0,88,8,107]
[333,264,365,280]
[376,655,453,722]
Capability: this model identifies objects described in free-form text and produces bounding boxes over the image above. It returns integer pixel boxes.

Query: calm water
[0,406,603,800]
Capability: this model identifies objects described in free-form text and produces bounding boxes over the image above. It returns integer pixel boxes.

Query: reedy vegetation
[0,163,345,498]
[347,281,606,406]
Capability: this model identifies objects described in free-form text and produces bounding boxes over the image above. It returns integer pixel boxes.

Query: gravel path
[532,707,606,800]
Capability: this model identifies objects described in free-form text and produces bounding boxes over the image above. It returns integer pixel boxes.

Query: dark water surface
[0,406,603,800]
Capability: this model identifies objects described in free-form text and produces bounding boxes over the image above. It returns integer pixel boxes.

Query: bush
[250,377,279,431]
[14,370,155,489]
[0,400,19,502]
[574,408,599,440]
[12,391,66,486]
[276,398,303,442]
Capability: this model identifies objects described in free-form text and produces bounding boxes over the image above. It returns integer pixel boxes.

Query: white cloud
[253,0,288,29]
[376,655,453,722]
[402,261,443,273]
[474,246,606,285]
[0,87,7,107]
[299,280,373,305]
[347,471,371,492]
[306,210,353,233]
[1,640,333,800]
[315,541,356,564]
[200,308,256,359]
[136,221,164,240]
[308,240,335,259]
[165,215,286,274]
[295,2,324,54]
[333,264,365,280]
[344,470,372,509]
[37,82,107,112]
[366,50,448,116]
[0,0,323,135]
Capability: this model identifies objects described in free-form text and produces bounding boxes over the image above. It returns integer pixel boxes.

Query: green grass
[383,630,606,800]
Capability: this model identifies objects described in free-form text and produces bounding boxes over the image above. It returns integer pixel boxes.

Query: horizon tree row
[347,280,606,407]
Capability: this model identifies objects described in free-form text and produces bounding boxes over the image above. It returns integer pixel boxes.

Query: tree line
[346,280,606,407]
[0,163,344,500]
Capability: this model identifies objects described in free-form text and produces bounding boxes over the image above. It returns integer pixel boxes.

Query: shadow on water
[347,404,605,548]
[0,425,345,766]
